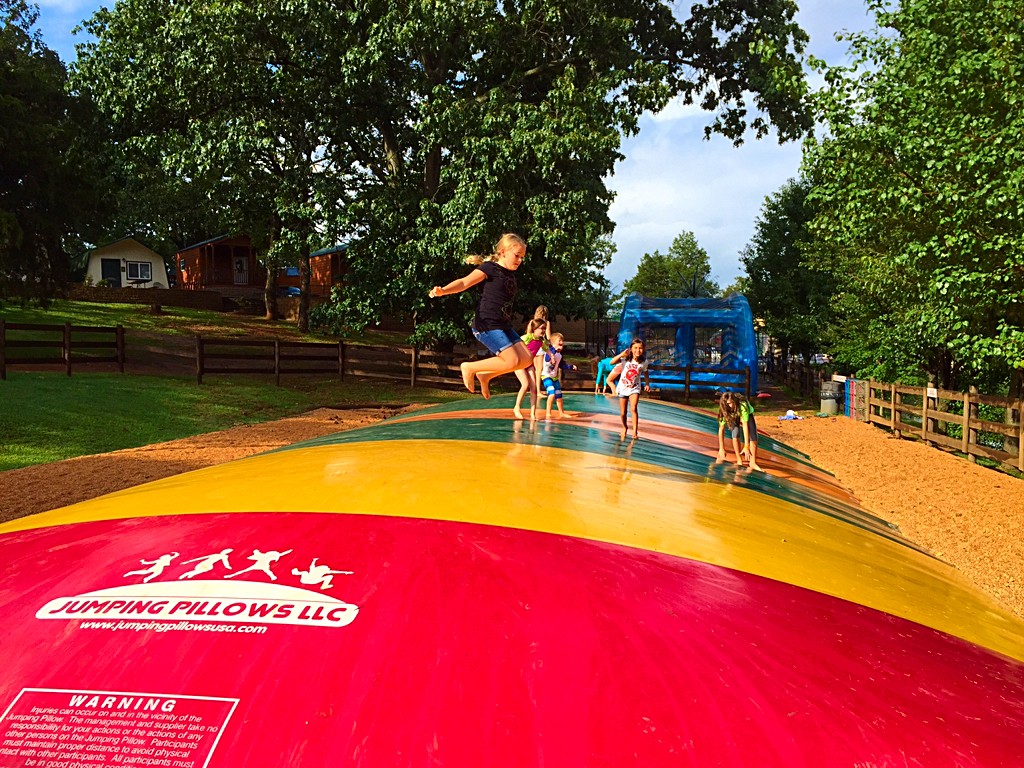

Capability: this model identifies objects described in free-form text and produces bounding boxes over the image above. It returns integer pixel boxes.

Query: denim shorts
[472,325,522,355]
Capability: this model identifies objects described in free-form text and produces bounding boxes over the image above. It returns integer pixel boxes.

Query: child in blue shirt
[541,333,577,419]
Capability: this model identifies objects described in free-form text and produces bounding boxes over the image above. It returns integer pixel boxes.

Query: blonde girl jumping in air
[429,234,534,399]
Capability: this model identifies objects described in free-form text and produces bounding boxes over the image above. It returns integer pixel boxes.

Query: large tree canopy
[74,0,811,339]
[803,0,1024,389]
[622,231,720,299]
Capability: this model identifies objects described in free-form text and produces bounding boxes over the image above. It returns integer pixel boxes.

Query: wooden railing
[0,325,599,393]
[866,380,1024,472]
[0,320,125,380]
[647,364,752,401]
[195,337,345,385]
[192,336,488,389]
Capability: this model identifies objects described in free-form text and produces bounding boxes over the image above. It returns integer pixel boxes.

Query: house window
[126,261,152,281]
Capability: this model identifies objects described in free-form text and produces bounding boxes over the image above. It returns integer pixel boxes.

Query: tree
[74,0,364,329]
[803,0,1024,390]
[720,275,750,297]
[325,0,812,344]
[0,0,96,304]
[622,231,720,299]
[741,178,833,364]
[74,0,812,338]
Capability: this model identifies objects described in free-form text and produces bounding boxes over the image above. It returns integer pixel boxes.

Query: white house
[85,237,170,289]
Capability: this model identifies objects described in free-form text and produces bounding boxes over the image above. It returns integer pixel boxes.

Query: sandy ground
[2,401,1022,619]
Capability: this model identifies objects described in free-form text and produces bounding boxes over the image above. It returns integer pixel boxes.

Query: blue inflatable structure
[616,293,758,395]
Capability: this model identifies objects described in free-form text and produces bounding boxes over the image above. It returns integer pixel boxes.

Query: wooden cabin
[176,235,264,293]
[177,236,347,297]
[278,243,349,297]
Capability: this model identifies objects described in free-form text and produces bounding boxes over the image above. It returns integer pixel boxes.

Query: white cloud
[648,95,706,124]
[606,1,876,292]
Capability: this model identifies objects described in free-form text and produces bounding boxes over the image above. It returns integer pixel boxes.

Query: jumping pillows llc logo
[35,546,360,630]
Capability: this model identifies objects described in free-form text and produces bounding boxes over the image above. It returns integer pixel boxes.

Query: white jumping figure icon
[225,549,293,581]
[291,558,354,590]
[123,552,180,583]
[179,548,233,579]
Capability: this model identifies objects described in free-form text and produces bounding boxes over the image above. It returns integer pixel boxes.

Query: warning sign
[0,688,236,768]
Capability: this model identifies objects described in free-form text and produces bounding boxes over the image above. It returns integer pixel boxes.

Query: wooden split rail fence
[3,324,744,399]
[0,320,125,380]
[193,336,481,389]
[647,364,752,401]
[866,380,1024,472]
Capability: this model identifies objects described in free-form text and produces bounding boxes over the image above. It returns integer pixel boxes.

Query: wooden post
[64,322,72,376]
[921,383,931,445]
[195,334,204,385]
[410,347,418,388]
[274,339,281,387]
[116,325,125,373]
[684,366,691,404]
[338,341,345,380]
[745,367,751,399]
[1018,400,1024,472]
[966,385,978,463]
[961,388,970,455]
[889,382,898,435]
[1004,397,1020,471]
[0,319,6,381]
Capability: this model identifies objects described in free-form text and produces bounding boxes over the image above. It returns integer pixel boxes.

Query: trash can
[819,380,844,415]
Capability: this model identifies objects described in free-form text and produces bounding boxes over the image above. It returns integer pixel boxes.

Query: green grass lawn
[0,372,466,471]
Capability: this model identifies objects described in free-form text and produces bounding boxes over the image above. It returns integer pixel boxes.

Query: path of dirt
[2,397,1022,620]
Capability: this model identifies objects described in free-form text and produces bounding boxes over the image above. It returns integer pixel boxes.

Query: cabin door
[233,256,248,285]
[100,258,122,288]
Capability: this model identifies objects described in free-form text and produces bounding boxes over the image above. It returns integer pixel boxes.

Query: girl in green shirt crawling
[716,391,765,472]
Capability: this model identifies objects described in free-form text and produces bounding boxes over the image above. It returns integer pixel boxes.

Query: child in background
[594,355,617,395]
[611,338,649,439]
[513,318,548,419]
[717,391,764,471]
[540,332,577,419]
[530,305,553,387]
[531,305,553,339]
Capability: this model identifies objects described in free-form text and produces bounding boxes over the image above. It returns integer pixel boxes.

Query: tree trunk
[298,240,311,333]
[264,267,279,321]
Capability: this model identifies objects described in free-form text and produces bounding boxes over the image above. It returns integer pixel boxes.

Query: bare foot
[478,374,492,400]
[460,362,475,394]
[530,409,538,421]
[513,408,524,420]
[619,428,627,439]
[749,463,766,472]
[632,431,638,440]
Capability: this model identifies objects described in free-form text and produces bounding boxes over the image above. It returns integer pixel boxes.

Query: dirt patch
[2,400,1021,620]
[0,406,410,524]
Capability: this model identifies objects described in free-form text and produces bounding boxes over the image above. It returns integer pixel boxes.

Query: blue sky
[32,0,874,290]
